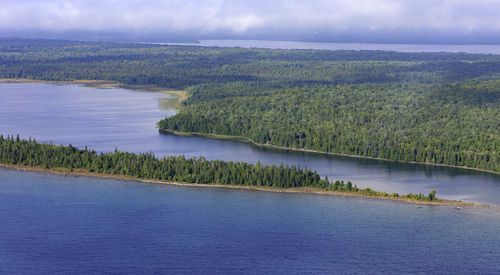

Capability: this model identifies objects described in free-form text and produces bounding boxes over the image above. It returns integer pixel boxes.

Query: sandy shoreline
[0,78,188,107]
[0,163,487,208]
[160,129,500,176]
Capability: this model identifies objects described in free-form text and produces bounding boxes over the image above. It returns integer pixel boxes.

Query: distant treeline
[0,135,438,202]
[1,39,499,173]
[1,38,499,89]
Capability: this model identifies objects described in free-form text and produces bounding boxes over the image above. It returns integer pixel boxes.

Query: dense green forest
[1,38,500,172]
[0,135,438,201]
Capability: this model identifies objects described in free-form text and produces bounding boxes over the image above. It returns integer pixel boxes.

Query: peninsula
[0,135,483,207]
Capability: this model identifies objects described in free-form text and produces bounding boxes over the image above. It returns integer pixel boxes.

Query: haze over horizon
[2,0,500,44]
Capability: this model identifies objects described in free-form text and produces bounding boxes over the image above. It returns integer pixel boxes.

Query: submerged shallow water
[1,82,500,204]
[1,167,499,274]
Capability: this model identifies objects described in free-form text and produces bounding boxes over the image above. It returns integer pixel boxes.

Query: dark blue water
[166,40,500,55]
[1,167,500,274]
[2,82,500,273]
[1,83,500,204]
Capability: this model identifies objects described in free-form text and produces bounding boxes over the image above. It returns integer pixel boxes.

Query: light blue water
[1,167,500,274]
[1,83,500,204]
[165,40,500,54]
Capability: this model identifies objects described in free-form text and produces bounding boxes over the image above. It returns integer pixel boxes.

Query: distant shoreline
[162,39,500,55]
[0,78,178,91]
[0,78,188,110]
[0,78,119,86]
[0,163,486,208]
[160,129,500,176]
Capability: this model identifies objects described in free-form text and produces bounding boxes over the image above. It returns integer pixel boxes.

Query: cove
[1,82,500,205]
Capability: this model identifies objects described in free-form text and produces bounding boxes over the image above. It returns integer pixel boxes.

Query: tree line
[1,39,499,173]
[160,80,500,173]
[0,135,438,202]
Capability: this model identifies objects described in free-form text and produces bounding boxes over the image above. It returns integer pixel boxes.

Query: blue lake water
[165,40,500,55]
[1,82,500,273]
[1,167,500,274]
[1,83,500,205]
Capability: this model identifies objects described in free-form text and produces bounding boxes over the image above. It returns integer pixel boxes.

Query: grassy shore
[160,129,500,176]
[0,163,486,208]
[0,78,188,110]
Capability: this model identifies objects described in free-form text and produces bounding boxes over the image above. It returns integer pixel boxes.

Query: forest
[1,39,499,172]
[0,135,438,201]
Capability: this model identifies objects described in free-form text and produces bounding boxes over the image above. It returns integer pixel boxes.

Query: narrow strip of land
[0,80,493,207]
[0,163,486,208]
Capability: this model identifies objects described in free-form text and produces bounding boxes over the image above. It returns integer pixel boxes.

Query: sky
[1,0,500,44]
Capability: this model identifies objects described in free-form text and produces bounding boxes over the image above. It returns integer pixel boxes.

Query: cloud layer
[2,0,500,42]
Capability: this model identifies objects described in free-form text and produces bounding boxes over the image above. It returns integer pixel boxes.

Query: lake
[1,82,500,273]
[1,167,500,274]
[165,39,500,55]
[1,83,500,205]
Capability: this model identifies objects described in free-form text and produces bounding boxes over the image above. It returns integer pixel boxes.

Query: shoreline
[0,78,188,109]
[2,78,496,176]
[1,78,496,207]
[0,163,487,208]
[0,78,119,86]
[160,129,500,176]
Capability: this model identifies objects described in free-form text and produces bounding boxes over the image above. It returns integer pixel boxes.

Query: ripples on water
[1,83,500,273]
[1,168,500,274]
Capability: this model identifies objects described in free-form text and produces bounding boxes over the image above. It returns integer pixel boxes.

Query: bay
[1,82,500,204]
[2,82,500,273]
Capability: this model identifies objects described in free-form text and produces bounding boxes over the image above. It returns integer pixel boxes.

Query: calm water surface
[1,83,500,204]
[166,39,500,54]
[2,82,500,273]
[1,168,500,274]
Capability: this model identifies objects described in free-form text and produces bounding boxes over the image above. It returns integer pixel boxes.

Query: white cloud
[1,0,499,35]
